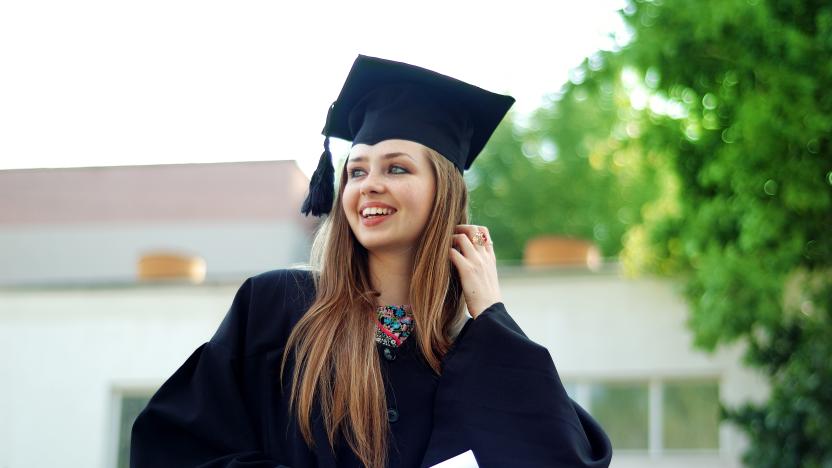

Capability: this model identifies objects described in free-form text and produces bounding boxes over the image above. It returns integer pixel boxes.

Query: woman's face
[342,139,437,255]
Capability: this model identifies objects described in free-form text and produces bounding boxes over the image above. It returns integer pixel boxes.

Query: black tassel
[301,134,335,217]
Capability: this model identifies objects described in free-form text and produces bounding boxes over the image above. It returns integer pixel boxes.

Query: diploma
[429,450,480,468]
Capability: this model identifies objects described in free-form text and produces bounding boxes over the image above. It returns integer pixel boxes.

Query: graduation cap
[301,54,515,217]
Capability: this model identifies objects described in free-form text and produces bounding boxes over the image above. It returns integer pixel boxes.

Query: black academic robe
[130,268,612,468]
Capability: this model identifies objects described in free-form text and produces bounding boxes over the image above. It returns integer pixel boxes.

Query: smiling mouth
[360,207,397,218]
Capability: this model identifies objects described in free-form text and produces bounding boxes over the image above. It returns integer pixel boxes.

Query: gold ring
[472,230,487,247]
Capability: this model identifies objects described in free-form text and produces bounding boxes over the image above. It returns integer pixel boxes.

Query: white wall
[0,281,240,468]
[0,268,768,468]
[498,270,769,467]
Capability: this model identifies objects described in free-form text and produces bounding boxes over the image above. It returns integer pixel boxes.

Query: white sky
[0,0,628,177]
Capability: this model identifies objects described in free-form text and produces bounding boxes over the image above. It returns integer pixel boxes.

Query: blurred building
[0,161,317,286]
[0,162,767,468]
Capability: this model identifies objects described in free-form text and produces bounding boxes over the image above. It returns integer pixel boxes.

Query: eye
[389,165,408,174]
[348,168,366,178]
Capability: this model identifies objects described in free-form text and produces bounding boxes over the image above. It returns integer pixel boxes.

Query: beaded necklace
[374,304,414,348]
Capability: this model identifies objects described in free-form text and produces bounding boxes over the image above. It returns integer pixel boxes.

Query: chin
[355,235,416,254]
[347,218,421,253]
[355,236,393,252]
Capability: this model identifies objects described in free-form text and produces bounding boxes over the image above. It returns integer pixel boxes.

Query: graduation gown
[130,268,612,468]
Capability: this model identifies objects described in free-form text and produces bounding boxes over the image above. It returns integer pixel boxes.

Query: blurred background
[1,0,830,467]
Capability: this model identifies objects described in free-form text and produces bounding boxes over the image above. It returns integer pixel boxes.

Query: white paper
[429,449,480,468]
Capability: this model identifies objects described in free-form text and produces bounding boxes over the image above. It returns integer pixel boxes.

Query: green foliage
[472,0,832,464]
[468,67,663,261]
[554,0,832,465]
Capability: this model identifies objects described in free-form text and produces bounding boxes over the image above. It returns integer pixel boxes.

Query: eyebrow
[347,152,414,164]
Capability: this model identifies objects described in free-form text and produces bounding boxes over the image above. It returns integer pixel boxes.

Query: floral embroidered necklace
[374,304,414,348]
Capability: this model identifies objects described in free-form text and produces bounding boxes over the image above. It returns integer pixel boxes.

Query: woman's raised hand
[449,224,502,319]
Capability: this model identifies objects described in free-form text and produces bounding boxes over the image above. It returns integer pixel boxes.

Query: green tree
[552,0,832,465]
[468,67,663,261]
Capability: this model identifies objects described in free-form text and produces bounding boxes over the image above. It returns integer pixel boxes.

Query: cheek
[341,186,358,219]
[410,180,436,220]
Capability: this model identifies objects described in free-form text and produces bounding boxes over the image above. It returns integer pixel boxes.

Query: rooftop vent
[137,251,206,283]
[523,235,601,271]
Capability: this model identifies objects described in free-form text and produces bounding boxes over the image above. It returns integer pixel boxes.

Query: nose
[359,168,387,196]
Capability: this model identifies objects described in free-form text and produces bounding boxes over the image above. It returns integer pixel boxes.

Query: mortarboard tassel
[301,103,336,217]
[300,136,334,217]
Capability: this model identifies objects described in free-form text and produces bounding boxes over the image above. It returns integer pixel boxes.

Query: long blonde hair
[280,146,469,468]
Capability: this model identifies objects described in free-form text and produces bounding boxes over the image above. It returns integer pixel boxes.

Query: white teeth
[361,207,395,218]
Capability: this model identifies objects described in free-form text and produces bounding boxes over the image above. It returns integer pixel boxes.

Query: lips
[357,202,397,227]
[359,210,394,228]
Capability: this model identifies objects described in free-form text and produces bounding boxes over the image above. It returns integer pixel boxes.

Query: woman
[131,54,612,468]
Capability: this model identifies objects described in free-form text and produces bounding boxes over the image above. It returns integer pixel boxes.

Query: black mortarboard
[301,54,515,217]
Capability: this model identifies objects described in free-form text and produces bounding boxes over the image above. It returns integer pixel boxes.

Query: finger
[452,233,480,260]
[454,224,482,237]
[455,225,488,250]
[448,245,464,264]
[448,246,470,273]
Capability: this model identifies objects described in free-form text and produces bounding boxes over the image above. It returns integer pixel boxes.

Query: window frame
[564,374,722,456]
[109,383,158,468]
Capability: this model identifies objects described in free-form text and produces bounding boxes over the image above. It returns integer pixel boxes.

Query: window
[663,379,720,450]
[590,382,649,450]
[564,377,720,454]
[116,393,153,468]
